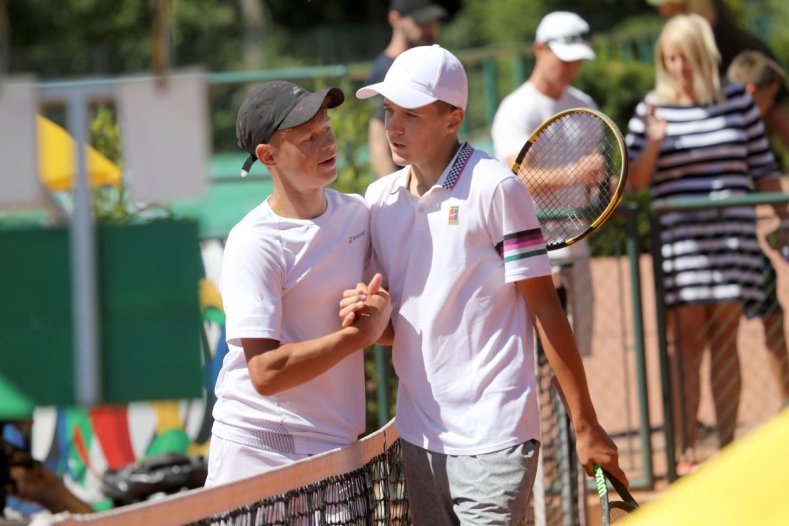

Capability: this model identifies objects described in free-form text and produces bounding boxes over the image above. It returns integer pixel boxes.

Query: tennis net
[41,415,584,525]
[48,420,408,526]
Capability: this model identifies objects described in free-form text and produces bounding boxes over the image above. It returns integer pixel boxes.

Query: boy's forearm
[534,315,599,429]
[245,325,375,396]
[517,277,599,428]
[376,322,395,346]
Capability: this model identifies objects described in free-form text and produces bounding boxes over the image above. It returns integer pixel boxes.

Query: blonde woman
[626,14,783,472]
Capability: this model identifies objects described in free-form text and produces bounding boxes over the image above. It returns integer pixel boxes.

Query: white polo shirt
[213,189,369,455]
[366,143,552,455]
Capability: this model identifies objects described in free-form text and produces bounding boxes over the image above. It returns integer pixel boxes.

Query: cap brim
[408,5,447,24]
[356,82,437,109]
[548,41,596,62]
[280,87,345,130]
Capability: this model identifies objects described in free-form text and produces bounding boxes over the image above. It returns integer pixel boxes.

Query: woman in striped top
[626,14,784,469]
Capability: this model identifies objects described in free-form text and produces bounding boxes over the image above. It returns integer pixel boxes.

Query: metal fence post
[374,344,390,428]
[648,207,678,482]
[624,202,654,487]
[66,88,102,405]
[481,57,498,130]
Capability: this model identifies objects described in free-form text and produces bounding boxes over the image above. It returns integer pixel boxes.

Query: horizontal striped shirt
[626,83,780,306]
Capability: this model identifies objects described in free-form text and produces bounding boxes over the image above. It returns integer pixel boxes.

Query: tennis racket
[595,465,638,525]
[511,108,627,251]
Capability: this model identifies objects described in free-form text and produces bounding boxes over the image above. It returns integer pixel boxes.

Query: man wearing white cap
[344,44,626,525]
[492,11,598,359]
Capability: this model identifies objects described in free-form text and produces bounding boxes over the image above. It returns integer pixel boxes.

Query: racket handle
[594,464,608,497]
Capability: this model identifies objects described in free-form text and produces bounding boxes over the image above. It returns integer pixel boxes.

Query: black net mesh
[188,440,409,526]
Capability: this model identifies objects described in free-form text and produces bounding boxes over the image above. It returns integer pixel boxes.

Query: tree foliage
[440,0,655,50]
[7,0,785,78]
[7,0,242,76]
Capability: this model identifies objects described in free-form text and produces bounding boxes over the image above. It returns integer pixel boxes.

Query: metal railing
[649,192,789,481]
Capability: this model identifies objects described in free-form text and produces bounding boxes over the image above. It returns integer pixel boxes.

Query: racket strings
[608,501,638,522]
[515,112,624,248]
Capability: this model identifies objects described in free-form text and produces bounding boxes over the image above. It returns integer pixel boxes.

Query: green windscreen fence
[173,153,275,239]
[0,219,203,419]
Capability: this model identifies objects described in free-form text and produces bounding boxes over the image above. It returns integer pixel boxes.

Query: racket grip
[594,464,607,496]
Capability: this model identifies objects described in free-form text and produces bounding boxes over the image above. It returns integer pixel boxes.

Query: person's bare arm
[244,275,391,395]
[755,177,789,218]
[339,275,395,345]
[628,107,666,191]
[628,142,661,191]
[10,462,93,514]
[516,275,628,486]
[755,176,789,249]
[765,103,789,151]
[368,117,397,178]
[515,152,606,190]
[375,324,395,346]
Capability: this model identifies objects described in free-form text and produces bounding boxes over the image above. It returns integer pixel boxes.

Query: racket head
[595,465,638,525]
[609,501,639,522]
[511,107,628,251]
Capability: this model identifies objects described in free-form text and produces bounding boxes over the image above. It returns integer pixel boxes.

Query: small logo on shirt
[448,206,460,225]
[348,231,366,244]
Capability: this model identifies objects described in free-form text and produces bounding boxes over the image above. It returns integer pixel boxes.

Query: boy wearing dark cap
[205,81,391,486]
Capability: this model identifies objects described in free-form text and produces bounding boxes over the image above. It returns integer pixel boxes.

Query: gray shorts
[401,439,540,526]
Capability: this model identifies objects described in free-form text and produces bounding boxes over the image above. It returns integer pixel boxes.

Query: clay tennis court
[580,202,789,522]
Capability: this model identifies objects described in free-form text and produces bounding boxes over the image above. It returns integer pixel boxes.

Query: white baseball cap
[356,45,468,110]
[535,11,596,62]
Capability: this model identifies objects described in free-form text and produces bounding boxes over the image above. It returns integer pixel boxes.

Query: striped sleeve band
[499,228,547,262]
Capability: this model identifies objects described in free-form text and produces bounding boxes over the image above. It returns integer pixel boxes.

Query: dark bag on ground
[101,453,207,505]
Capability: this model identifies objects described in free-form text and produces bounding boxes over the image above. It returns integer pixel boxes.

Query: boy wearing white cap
[492,11,598,359]
[347,45,625,525]
[365,0,447,179]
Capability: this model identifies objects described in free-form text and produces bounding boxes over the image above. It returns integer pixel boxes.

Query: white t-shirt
[366,143,552,455]
[491,82,598,264]
[212,189,370,455]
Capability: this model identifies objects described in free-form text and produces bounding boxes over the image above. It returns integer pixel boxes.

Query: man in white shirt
[492,11,599,356]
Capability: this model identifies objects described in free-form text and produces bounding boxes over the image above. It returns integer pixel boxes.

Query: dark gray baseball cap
[390,0,447,24]
[235,81,344,176]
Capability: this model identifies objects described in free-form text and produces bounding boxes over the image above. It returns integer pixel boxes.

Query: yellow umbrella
[621,408,789,525]
[37,115,121,192]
